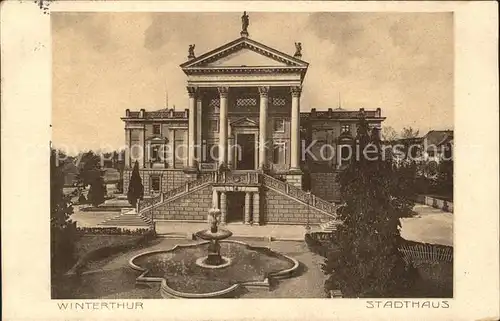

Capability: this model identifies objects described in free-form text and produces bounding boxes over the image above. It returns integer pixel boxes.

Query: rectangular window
[206,144,219,163]
[151,176,160,192]
[153,124,161,135]
[341,124,351,133]
[311,130,330,161]
[151,145,160,161]
[273,143,286,164]
[173,129,187,168]
[273,118,285,132]
[130,130,141,160]
[339,145,351,167]
[209,120,219,132]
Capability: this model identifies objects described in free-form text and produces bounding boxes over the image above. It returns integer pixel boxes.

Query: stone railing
[139,175,215,214]
[137,196,156,212]
[163,184,188,200]
[213,172,259,185]
[137,171,337,216]
[260,173,337,215]
[261,174,287,192]
[314,197,337,214]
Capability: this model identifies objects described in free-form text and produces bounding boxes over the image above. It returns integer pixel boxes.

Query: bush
[88,177,106,207]
[50,148,78,277]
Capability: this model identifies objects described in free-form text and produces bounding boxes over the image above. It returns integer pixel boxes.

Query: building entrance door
[226,192,245,223]
[236,134,255,170]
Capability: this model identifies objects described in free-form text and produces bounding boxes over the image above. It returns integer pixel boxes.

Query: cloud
[52,12,453,151]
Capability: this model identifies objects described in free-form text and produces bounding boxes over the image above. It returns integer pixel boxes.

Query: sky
[52,12,453,153]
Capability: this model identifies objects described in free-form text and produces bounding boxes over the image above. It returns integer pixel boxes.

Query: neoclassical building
[122,15,384,225]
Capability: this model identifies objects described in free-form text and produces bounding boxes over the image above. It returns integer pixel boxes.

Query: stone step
[98,210,152,227]
[320,220,339,233]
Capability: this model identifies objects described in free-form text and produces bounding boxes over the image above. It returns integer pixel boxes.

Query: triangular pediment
[230,117,258,127]
[180,37,308,70]
[205,48,288,67]
[146,136,168,142]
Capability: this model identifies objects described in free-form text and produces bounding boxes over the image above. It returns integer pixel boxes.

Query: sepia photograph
[1,1,498,320]
[50,10,454,300]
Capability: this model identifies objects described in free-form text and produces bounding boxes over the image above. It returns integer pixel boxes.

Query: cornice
[180,37,309,72]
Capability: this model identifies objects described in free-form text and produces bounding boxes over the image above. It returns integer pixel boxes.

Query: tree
[76,151,101,187]
[381,126,399,142]
[113,149,126,193]
[400,127,420,139]
[88,174,107,207]
[322,116,417,297]
[50,148,77,278]
[127,161,144,207]
[76,151,106,207]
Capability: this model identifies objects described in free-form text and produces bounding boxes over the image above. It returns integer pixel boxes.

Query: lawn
[74,234,145,260]
[52,233,155,299]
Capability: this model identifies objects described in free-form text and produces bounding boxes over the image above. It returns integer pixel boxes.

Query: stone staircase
[259,173,337,220]
[98,208,153,228]
[136,172,339,223]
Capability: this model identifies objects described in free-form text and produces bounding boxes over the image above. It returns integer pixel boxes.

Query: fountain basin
[195,229,233,241]
[129,240,300,298]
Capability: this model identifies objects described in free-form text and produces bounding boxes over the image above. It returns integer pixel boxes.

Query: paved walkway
[70,203,453,246]
[155,222,308,241]
[400,204,453,246]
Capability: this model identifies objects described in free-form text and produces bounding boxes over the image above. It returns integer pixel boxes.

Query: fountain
[194,208,233,268]
[129,207,301,298]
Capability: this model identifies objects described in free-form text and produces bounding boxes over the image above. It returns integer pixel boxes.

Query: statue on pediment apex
[241,11,249,36]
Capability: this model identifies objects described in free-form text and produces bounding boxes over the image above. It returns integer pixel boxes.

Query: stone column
[187,86,197,170]
[252,191,260,225]
[258,86,269,170]
[290,86,302,170]
[196,93,203,162]
[220,191,227,224]
[140,127,146,168]
[244,192,252,224]
[212,189,219,209]
[228,123,234,169]
[125,128,131,168]
[146,141,151,168]
[218,87,229,166]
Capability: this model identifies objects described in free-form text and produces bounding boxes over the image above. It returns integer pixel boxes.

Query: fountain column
[212,189,219,208]
[220,191,227,224]
[244,192,252,224]
[252,191,260,225]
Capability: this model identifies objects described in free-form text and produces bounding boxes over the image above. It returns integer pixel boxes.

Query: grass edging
[66,232,156,276]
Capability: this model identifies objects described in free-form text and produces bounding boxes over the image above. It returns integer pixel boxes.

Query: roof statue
[241,11,249,37]
[294,42,302,58]
[188,44,196,59]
